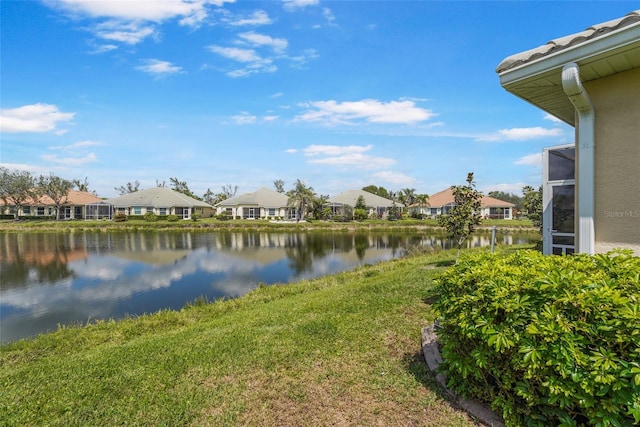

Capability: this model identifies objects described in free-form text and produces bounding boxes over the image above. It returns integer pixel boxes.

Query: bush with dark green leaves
[166,214,179,222]
[433,249,640,426]
[143,212,158,222]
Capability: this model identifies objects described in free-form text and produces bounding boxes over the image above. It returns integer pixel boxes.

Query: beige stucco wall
[584,68,640,254]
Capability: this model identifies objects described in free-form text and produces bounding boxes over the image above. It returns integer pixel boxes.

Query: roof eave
[498,24,640,126]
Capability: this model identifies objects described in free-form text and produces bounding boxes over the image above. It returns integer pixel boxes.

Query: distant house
[496,9,640,254]
[215,187,292,220]
[328,190,403,219]
[1,190,103,219]
[105,187,214,219]
[414,188,515,220]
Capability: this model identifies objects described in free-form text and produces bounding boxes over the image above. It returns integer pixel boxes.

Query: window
[146,207,154,214]
[548,147,575,181]
[133,207,142,215]
[158,208,167,215]
[23,206,31,215]
[268,208,276,216]
[37,207,45,216]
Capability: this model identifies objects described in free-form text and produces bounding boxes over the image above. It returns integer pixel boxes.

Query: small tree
[522,185,542,234]
[0,168,39,220]
[354,195,368,221]
[438,172,482,258]
[39,173,73,220]
[114,180,140,195]
[273,179,285,194]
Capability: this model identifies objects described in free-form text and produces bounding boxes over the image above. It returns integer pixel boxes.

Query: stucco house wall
[586,68,640,253]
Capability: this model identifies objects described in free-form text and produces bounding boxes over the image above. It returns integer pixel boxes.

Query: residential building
[328,189,403,219]
[1,190,104,219]
[105,187,214,219]
[215,187,292,220]
[497,9,640,254]
[413,188,515,220]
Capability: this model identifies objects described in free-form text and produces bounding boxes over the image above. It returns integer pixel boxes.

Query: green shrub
[433,249,640,426]
[144,212,158,222]
[166,214,179,222]
[353,208,368,221]
[113,212,127,222]
[191,212,201,222]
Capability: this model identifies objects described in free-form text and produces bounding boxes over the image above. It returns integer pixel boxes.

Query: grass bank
[0,246,528,426]
[0,217,535,233]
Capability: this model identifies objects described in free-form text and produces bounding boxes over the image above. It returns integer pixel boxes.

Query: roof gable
[426,188,515,208]
[217,187,289,207]
[105,187,212,208]
[328,189,403,208]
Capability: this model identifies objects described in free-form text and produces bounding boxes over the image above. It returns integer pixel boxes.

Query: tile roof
[105,187,213,208]
[216,187,289,207]
[497,10,640,73]
[328,189,403,208]
[426,188,515,208]
[0,190,102,206]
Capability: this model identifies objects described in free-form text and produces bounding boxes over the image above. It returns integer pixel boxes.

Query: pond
[0,230,537,343]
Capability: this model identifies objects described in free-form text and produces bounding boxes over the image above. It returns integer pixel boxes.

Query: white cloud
[371,171,419,186]
[283,0,319,11]
[285,148,298,154]
[478,127,563,142]
[295,99,435,125]
[322,8,336,25]
[514,152,542,167]
[0,103,75,133]
[299,144,395,169]
[544,113,564,124]
[228,10,272,26]
[48,0,235,45]
[94,21,156,44]
[289,48,319,67]
[136,59,183,76]
[303,144,373,157]
[88,43,118,54]
[263,115,279,122]
[50,0,233,24]
[208,46,261,62]
[231,112,257,125]
[238,32,288,53]
[50,140,103,151]
[208,45,276,77]
[41,153,97,166]
[309,153,395,169]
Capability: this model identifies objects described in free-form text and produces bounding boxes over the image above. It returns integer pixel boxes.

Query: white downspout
[561,62,595,254]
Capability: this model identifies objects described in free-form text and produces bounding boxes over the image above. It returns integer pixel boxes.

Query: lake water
[0,230,536,343]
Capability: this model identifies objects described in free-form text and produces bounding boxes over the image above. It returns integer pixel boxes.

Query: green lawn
[0,216,535,232]
[0,247,506,426]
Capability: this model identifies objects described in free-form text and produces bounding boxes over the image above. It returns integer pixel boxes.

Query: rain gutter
[562,62,595,254]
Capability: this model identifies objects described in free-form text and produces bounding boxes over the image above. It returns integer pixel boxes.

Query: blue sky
[1,1,637,199]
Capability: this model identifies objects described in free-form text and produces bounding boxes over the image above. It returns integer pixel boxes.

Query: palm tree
[415,193,430,218]
[286,179,315,221]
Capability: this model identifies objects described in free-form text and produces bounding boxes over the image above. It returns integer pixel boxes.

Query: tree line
[1,167,542,229]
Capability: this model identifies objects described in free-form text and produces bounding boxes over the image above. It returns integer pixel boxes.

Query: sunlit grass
[2,246,534,426]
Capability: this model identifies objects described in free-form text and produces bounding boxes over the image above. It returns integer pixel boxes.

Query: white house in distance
[497,9,640,254]
[328,189,403,219]
[410,188,515,220]
[105,187,214,219]
[215,187,292,220]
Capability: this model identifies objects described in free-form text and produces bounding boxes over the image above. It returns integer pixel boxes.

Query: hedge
[433,249,640,426]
